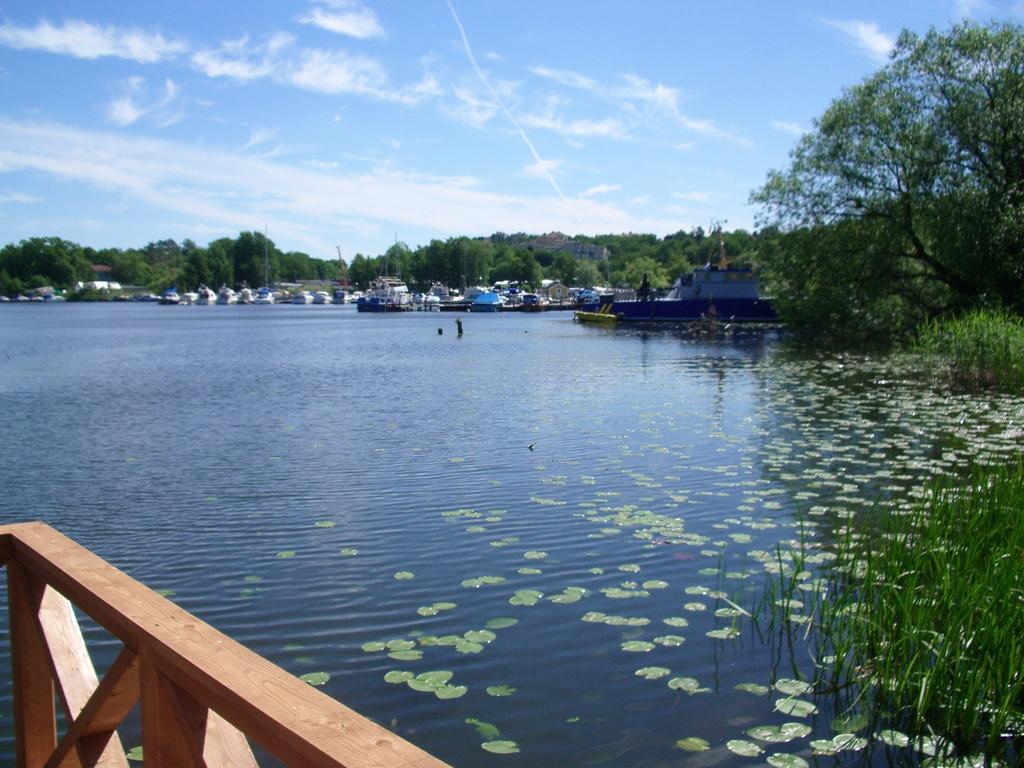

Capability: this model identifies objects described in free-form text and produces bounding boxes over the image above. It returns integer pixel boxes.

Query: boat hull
[584,297,776,323]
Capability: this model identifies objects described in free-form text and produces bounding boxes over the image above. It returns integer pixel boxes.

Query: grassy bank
[916,309,1024,391]
[762,466,1024,763]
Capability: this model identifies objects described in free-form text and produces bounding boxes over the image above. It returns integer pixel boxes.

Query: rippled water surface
[1,303,1021,766]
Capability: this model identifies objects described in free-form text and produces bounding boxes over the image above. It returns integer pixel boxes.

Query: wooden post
[7,560,57,768]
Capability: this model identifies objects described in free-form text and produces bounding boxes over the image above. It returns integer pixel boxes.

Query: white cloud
[581,183,620,197]
[530,64,748,146]
[673,191,710,203]
[822,18,895,62]
[0,189,42,204]
[0,119,685,251]
[0,19,185,63]
[108,97,143,127]
[447,85,499,128]
[520,112,625,140]
[772,120,807,137]
[286,49,388,94]
[106,77,183,127]
[193,34,436,105]
[298,3,385,39]
[242,126,279,151]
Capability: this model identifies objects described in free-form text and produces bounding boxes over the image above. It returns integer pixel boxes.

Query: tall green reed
[757,466,1024,763]
[915,309,1024,391]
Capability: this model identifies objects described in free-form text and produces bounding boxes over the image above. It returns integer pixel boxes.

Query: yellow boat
[574,305,621,324]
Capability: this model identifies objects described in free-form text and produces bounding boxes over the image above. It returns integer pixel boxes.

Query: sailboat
[254,229,275,304]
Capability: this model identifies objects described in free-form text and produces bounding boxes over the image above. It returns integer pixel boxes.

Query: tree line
[0,228,763,298]
[0,233,338,297]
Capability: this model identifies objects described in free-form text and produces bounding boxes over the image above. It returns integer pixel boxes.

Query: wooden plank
[140,647,203,768]
[33,582,129,767]
[203,711,258,768]
[47,647,138,768]
[0,531,12,566]
[7,559,58,768]
[3,522,451,768]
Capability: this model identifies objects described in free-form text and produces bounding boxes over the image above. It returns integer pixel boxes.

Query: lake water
[1,303,1021,766]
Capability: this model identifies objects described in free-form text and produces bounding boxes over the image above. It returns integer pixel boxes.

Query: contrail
[446,0,567,202]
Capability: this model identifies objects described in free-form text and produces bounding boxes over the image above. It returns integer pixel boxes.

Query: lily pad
[663,617,689,628]
[314,520,335,528]
[485,617,518,630]
[523,550,548,560]
[339,548,358,556]
[462,576,507,588]
[435,684,468,700]
[481,740,520,755]
[774,698,818,717]
[675,737,709,752]
[387,650,423,661]
[774,678,813,696]
[667,677,709,694]
[746,723,812,743]
[463,630,497,644]
[642,580,669,589]
[393,571,415,580]
[653,635,685,647]
[509,589,543,606]
[706,627,740,639]
[621,640,655,653]
[635,666,671,680]
[766,753,809,768]
[486,684,516,697]
[300,671,330,686]
[879,729,910,748]
[361,641,386,653]
[384,670,414,684]
[726,739,763,756]
[126,746,143,762]
[276,551,296,559]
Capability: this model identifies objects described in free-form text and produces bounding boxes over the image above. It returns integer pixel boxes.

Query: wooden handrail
[1,522,451,768]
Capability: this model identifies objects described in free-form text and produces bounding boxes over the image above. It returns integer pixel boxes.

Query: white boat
[291,291,313,304]
[195,285,217,305]
[254,287,275,305]
[159,287,180,305]
[182,292,197,305]
[333,288,348,304]
[355,276,412,312]
[216,285,237,305]
[312,291,332,304]
[237,287,255,304]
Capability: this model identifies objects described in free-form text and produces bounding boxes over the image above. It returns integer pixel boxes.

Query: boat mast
[263,226,270,287]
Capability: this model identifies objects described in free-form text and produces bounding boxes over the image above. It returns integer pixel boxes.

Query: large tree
[753,21,1024,338]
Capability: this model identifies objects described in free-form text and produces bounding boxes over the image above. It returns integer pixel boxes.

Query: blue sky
[1,1,1021,260]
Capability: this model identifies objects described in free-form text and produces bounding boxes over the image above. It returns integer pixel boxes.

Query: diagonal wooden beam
[46,647,138,768]
[7,559,57,768]
[30,582,129,767]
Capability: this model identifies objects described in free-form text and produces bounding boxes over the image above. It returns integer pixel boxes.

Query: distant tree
[206,238,234,287]
[574,260,604,289]
[0,237,93,289]
[615,256,669,290]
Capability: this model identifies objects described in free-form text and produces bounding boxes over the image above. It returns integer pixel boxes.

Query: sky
[1,1,1022,260]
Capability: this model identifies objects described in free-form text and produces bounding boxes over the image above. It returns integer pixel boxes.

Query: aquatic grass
[915,309,1024,391]
[760,465,1024,762]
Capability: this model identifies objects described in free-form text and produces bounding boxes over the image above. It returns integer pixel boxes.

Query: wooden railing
[0,522,451,768]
